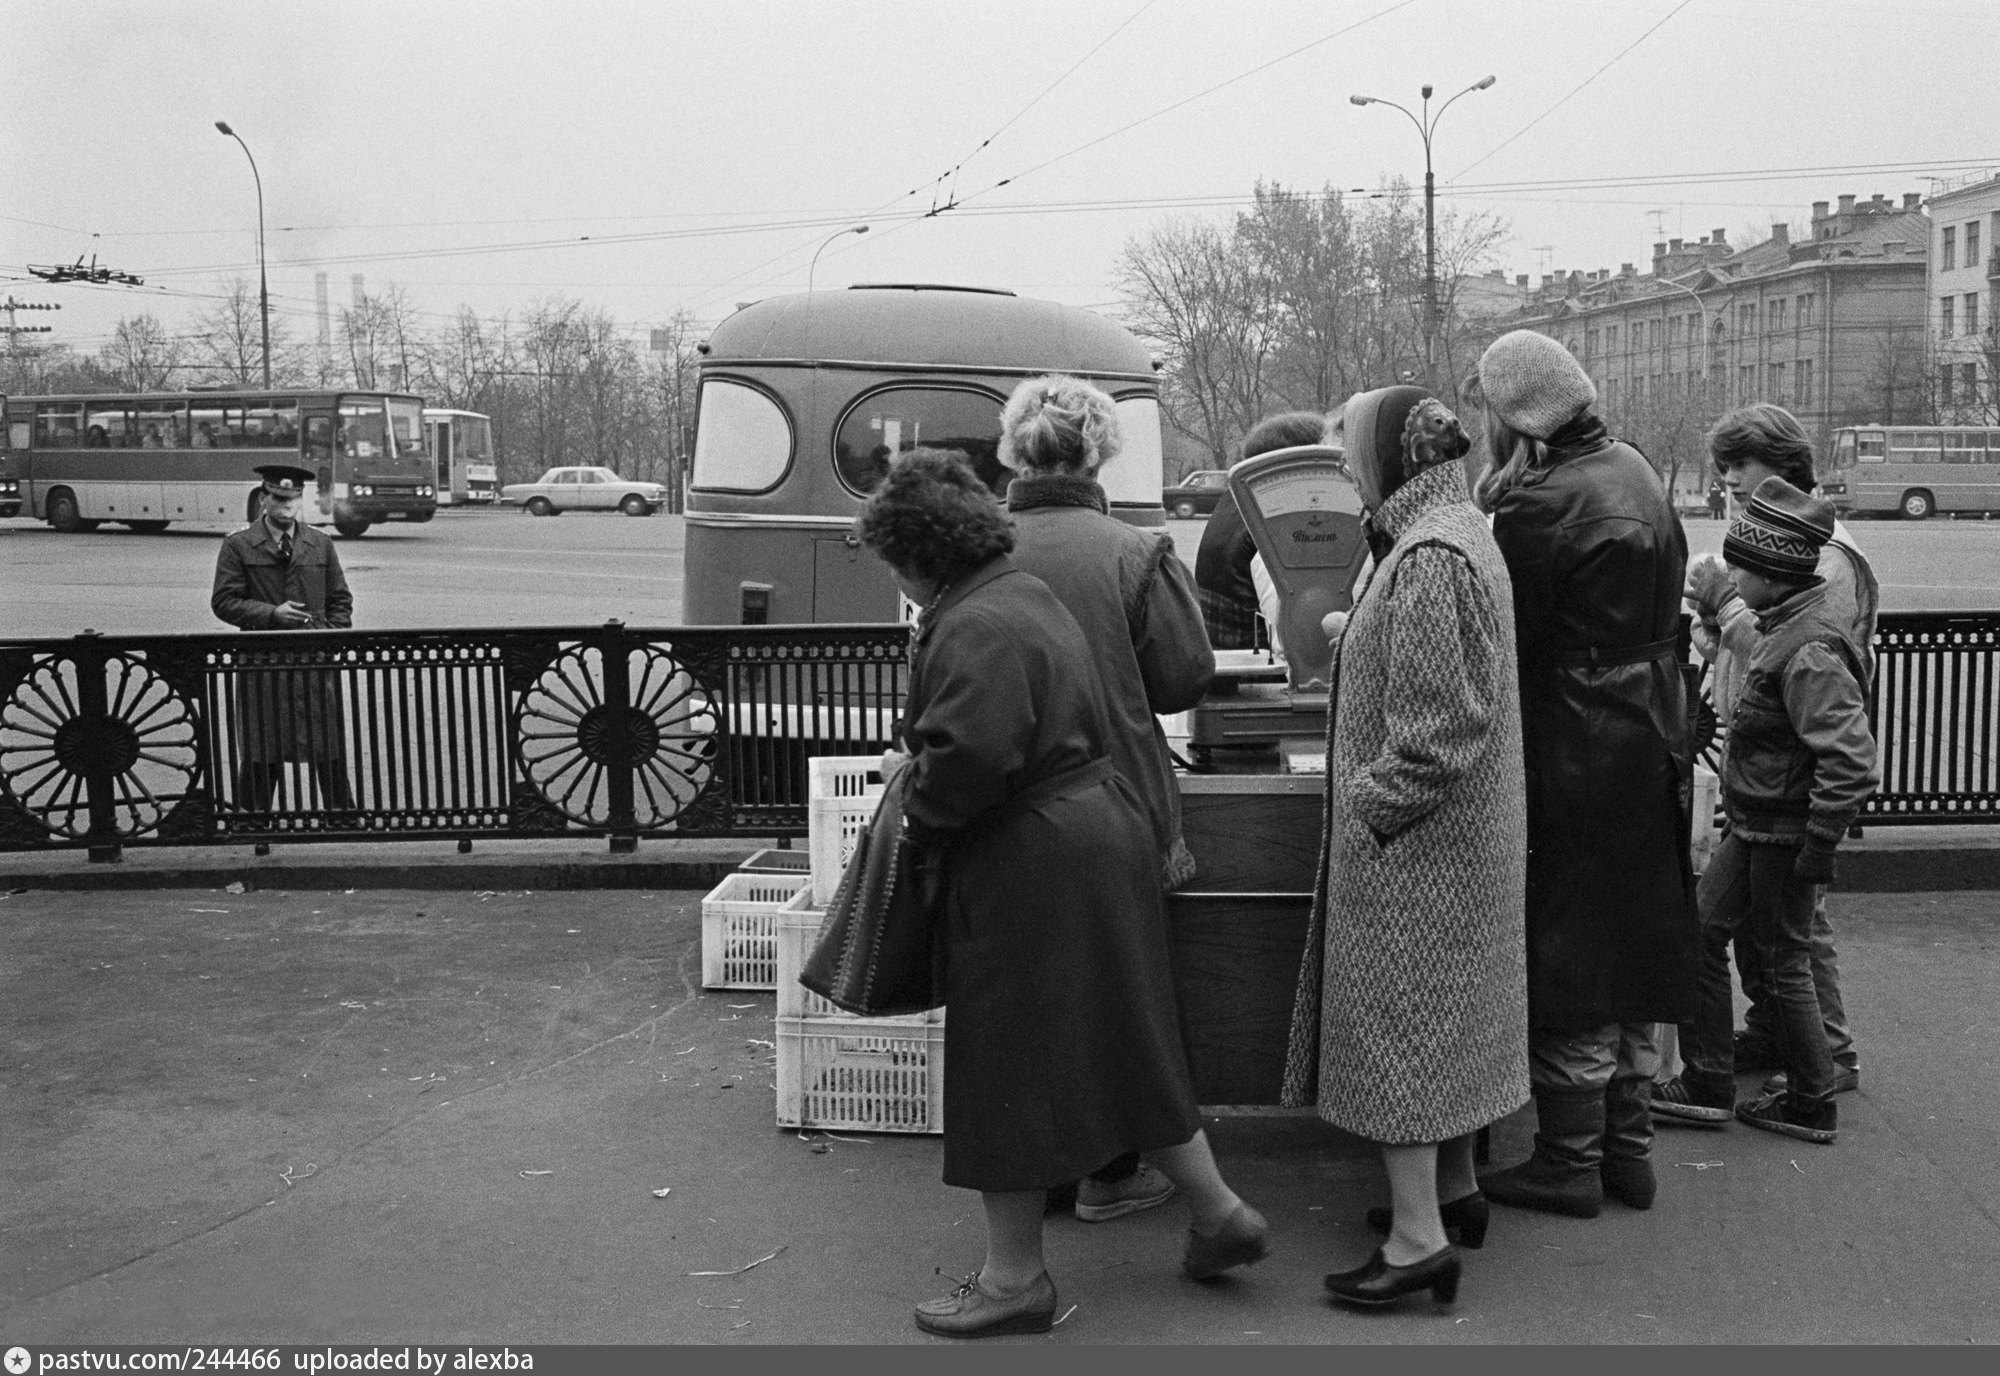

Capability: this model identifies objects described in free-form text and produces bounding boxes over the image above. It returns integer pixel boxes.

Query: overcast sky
[5,0,1996,361]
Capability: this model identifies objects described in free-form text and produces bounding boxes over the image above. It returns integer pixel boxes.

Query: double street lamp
[1351,76,1496,389]
[214,120,271,387]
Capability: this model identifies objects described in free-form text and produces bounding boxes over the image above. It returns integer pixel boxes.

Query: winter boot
[1480,1085,1606,1219]
[1601,1074,1658,1210]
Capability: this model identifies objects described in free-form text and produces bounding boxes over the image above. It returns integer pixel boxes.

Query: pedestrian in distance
[1280,387,1528,1312]
[1707,477,1728,521]
[1470,329,1699,1221]
[1671,476,1877,1144]
[1193,411,1329,651]
[1660,403,1877,1124]
[211,464,356,816]
[997,374,1215,1226]
[855,450,1269,1339]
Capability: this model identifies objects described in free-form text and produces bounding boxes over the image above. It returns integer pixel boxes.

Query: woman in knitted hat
[1280,386,1528,1310]
[1470,329,1699,1221]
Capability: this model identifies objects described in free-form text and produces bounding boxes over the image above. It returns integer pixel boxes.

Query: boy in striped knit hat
[1674,475,1877,1144]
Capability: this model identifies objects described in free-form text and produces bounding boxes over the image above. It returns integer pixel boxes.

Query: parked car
[1162,468,1233,519]
[500,466,670,516]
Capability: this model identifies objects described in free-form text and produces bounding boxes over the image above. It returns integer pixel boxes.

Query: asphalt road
[5,506,2000,642]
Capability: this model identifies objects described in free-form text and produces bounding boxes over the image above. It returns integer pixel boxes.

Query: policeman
[211,464,356,814]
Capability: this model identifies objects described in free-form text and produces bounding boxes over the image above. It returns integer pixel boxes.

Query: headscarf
[1342,386,1471,509]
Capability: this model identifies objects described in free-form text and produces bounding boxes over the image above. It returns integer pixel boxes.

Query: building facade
[1927,174,2000,424]
[1507,192,1930,500]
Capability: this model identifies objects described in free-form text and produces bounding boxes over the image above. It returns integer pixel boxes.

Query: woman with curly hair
[858,448,1268,1339]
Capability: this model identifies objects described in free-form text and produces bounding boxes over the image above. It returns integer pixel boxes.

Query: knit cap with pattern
[1723,474,1833,583]
[1476,329,1598,439]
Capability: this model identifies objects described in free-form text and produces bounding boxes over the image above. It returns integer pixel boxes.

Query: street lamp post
[214,121,271,387]
[1351,76,1495,390]
[808,224,869,294]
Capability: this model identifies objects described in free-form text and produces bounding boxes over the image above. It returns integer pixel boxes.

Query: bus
[424,408,498,505]
[3,389,437,536]
[1827,424,2000,519]
[0,392,17,519]
[683,284,1165,624]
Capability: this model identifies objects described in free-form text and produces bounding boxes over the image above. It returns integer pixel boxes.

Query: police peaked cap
[254,464,315,497]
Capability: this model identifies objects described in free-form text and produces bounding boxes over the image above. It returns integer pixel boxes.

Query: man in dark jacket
[1472,331,1699,1220]
[211,464,356,813]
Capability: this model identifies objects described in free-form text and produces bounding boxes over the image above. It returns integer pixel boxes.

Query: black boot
[1480,1086,1605,1219]
[1601,1075,1658,1210]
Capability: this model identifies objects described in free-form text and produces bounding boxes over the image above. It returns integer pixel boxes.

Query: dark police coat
[1489,424,1699,1028]
[211,519,353,763]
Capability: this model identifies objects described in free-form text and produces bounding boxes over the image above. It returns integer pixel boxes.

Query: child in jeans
[1674,476,1877,1143]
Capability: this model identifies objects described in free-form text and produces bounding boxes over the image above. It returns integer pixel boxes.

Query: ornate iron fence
[0,622,909,862]
[3,611,1996,862]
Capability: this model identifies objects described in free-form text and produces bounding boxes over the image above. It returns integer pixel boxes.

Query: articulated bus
[1827,424,2000,519]
[3,389,437,536]
[424,408,499,505]
[683,284,1165,624]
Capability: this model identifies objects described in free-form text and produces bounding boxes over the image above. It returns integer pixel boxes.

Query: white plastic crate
[807,755,885,906]
[1690,764,1723,875]
[775,1013,945,1134]
[700,870,812,990]
[773,889,943,1023]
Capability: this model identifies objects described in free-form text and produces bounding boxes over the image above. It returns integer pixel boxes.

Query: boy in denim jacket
[1674,476,1877,1143]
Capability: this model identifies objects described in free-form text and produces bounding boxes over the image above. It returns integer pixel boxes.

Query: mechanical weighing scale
[1186,444,1369,768]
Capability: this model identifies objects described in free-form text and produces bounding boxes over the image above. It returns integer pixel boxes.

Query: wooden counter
[1169,771,1321,1104]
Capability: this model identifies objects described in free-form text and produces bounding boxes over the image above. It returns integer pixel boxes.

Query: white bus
[1826,424,2000,519]
[424,408,498,505]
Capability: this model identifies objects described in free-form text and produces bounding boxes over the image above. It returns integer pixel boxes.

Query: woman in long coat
[856,449,1269,1339]
[1471,329,1699,1219]
[1281,387,1528,1310]
[999,374,1213,1221]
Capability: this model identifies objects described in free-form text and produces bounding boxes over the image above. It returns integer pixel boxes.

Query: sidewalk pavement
[2,882,1996,1345]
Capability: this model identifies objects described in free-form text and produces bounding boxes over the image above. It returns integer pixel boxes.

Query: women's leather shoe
[1364,1191,1488,1249]
[1324,1244,1462,1308]
[914,1271,1058,1338]
[1183,1202,1271,1280]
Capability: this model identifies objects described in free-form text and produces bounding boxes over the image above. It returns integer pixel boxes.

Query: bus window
[243,398,300,447]
[691,379,792,493]
[1106,396,1166,510]
[1945,430,1983,465]
[133,399,184,448]
[1832,431,1857,468]
[85,403,133,448]
[339,400,390,460]
[387,397,427,458]
[1857,431,1884,463]
[1888,429,1940,463]
[834,385,1003,496]
[35,403,84,449]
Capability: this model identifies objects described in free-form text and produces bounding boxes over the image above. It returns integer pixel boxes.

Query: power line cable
[1451,0,1695,182]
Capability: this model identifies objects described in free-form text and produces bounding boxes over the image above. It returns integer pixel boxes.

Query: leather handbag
[799,767,947,1017]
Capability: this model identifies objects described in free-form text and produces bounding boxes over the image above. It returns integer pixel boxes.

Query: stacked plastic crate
[774,756,945,1134]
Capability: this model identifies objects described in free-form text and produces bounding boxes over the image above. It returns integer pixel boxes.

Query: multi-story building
[1504,192,1930,501]
[1927,173,2000,423]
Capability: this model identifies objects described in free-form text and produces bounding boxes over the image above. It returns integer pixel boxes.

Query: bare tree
[189,276,296,385]
[99,314,183,390]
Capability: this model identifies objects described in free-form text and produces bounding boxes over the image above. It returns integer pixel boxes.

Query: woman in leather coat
[1470,330,1699,1220]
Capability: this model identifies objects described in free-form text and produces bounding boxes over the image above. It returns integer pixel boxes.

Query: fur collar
[1006,473,1106,514]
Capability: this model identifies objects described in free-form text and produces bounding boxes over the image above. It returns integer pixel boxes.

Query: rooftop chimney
[1771,223,1789,247]
[1713,228,1727,244]
[1517,274,1529,287]
[1870,193,1888,209]
[1838,194,1856,213]
[1670,238,1684,252]
[1903,192,1922,210]
[1813,201,1829,218]
[1622,263,1636,276]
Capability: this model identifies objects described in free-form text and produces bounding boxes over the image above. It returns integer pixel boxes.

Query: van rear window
[834,386,1004,496]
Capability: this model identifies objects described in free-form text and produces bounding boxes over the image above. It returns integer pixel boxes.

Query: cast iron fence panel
[1864,612,2000,824]
[0,623,909,859]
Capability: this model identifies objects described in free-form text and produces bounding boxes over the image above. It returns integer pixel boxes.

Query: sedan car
[1162,468,1233,519]
[500,466,670,516]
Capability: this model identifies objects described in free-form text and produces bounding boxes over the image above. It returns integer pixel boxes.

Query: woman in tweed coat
[1282,387,1528,1309]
